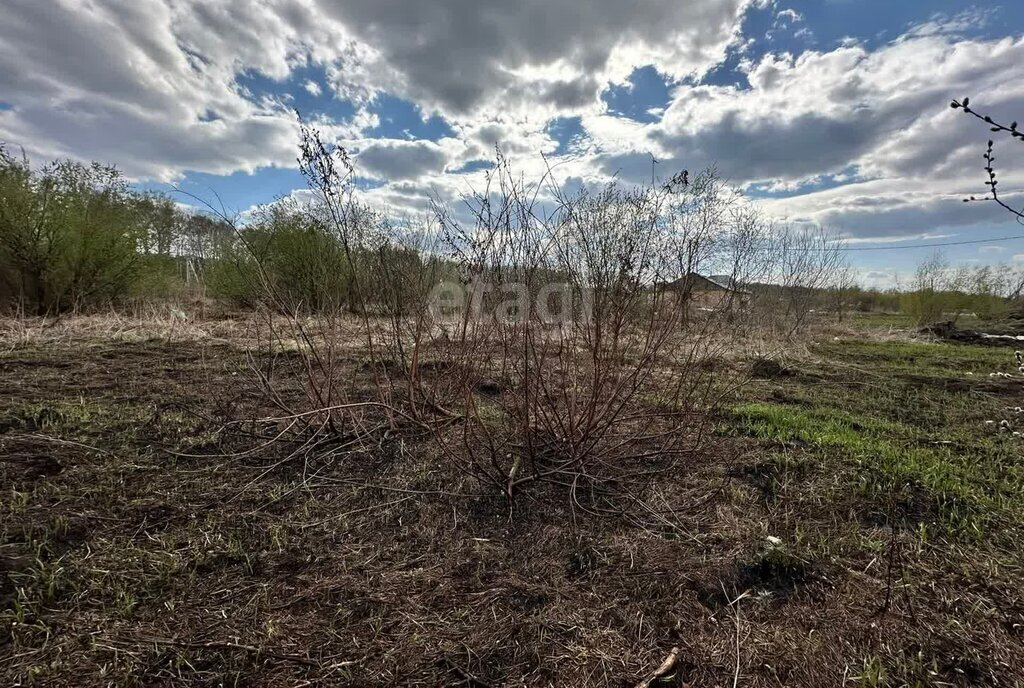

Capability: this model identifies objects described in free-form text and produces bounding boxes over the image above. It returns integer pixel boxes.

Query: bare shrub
[748,225,847,336]
[415,162,704,502]
[359,158,771,509]
[225,129,845,513]
[661,168,767,323]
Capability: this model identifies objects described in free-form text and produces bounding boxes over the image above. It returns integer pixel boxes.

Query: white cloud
[0,0,360,179]
[856,268,911,290]
[643,36,1024,184]
[902,7,998,40]
[0,0,1022,250]
[775,9,803,26]
[567,33,1024,240]
[0,0,755,179]
[310,0,755,116]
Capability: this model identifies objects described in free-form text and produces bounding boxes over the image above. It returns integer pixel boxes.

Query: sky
[2,0,1024,285]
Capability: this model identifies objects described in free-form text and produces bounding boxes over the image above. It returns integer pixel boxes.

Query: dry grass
[0,306,248,347]
[1,313,1023,686]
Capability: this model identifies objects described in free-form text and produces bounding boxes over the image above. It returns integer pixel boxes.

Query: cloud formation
[0,0,1022,248]
[353,138,451,181]
[312,0,753,115]
[581,33,1024,238]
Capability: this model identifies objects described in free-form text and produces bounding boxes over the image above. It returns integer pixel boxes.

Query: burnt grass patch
[1,329,1023,685]
[692,547,824,610]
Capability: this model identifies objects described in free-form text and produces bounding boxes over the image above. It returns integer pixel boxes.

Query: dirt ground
[1,314,1023,686]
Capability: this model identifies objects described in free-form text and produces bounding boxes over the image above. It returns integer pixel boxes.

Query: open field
[5,5,1024,686]
[1,314,1023,687]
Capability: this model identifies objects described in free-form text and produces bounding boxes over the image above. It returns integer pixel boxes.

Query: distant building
[661,272,751,311]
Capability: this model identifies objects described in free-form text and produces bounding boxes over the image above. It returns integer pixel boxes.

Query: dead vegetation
[1,313,1024,686]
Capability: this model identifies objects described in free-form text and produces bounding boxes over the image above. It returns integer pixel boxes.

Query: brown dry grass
[1,314,1023,686]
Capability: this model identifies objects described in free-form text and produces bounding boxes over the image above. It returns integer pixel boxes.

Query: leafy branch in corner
[950,96,1024,223]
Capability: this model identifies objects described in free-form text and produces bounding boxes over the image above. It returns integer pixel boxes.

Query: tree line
[1,143,1021,325]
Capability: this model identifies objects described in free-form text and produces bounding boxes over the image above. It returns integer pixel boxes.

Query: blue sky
[2,0,1024,283]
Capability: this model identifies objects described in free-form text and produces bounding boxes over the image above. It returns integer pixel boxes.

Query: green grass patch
[728,401,1021,535]
[846,311,986,331]
[815,339,1013,378]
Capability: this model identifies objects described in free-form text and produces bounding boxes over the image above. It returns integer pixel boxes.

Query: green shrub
[205,200,354,312]
[0,148,149,313]
[129,254,188,302]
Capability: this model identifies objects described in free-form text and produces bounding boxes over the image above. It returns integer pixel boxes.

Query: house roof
[707,274,740,290]
[662,272,751,295]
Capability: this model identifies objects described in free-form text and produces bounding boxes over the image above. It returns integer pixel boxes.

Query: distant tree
[830,264,857,322]
[135,193,181,256]
[179,212,233,264]
[902,252,953,324]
